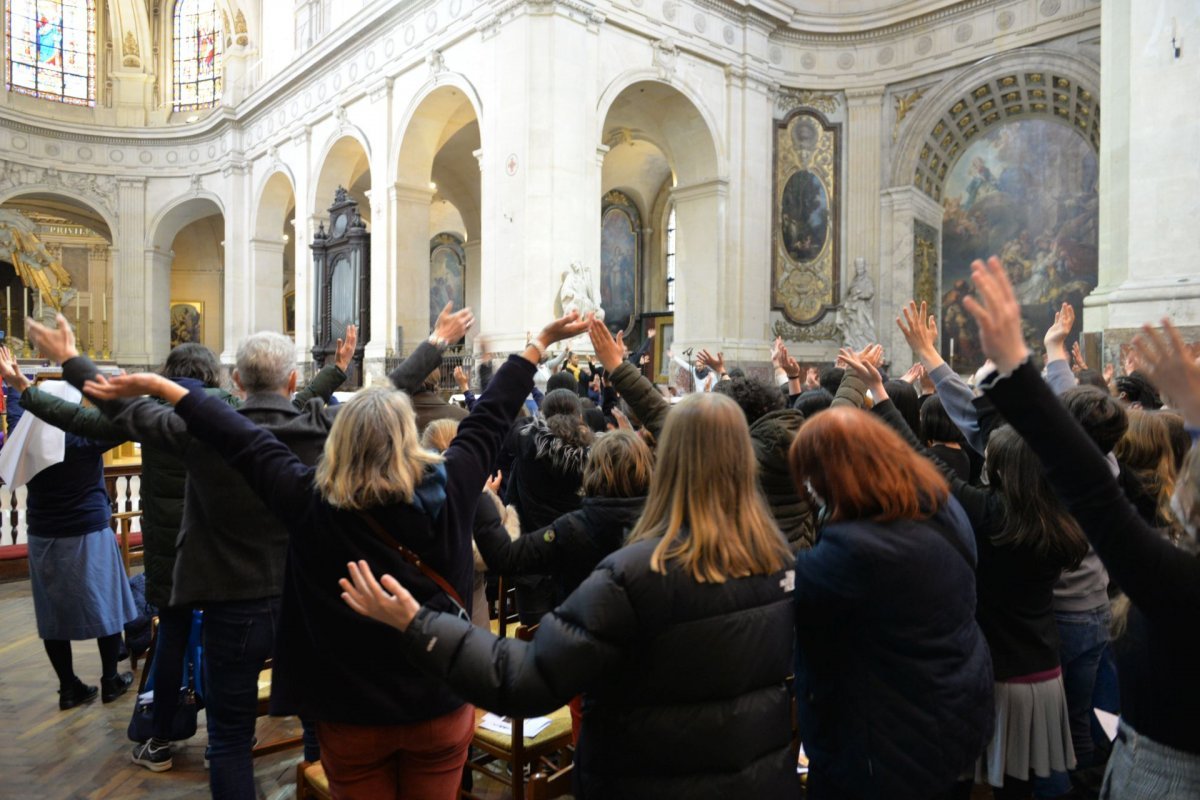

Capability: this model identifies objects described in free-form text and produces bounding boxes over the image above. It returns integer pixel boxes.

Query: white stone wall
[0,0,1114,372]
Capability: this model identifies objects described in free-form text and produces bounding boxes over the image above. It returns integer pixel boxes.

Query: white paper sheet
[1094,708,1119,742]
[479,712,553,739]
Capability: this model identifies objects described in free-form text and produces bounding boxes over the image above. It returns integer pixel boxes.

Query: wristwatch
[428,334,449,350]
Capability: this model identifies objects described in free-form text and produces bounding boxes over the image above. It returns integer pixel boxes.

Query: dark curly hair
[713,375,786,425]
[1116,371,1162,410]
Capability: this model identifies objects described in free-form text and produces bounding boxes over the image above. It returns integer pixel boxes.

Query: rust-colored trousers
[316,704,474,800]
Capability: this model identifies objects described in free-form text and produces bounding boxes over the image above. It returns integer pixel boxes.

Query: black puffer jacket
[474,494,645,603]
[750,409,814,551]
[403,537,798,799]
[504,417,589,622]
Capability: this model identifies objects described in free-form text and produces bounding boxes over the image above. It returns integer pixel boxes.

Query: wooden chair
[460,623,574,800]
[296,761,332,800]
[113,510,143,576]
[251,659,304,757]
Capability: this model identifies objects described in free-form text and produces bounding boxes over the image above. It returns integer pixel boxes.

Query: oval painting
[780,170,829,263]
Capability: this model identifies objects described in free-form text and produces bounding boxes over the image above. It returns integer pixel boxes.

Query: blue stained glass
[5,0,95,105]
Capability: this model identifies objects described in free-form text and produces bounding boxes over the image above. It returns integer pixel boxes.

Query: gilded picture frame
[169,300,203,349]
[772,108,841,326]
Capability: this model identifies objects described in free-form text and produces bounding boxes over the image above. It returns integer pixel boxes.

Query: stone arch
[147,192,225,251]
[252,168,297,240]
[596,71,724,183]
[892,49,1101,198]
[598,76,725,353]
[0,189,116,243]
[390,75,485,187]
[310,131,372,219]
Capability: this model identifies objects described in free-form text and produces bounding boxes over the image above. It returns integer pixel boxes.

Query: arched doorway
[147,195,225,365]
[252,170,297,338]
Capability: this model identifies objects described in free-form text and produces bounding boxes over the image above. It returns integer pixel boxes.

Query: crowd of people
[3,258,1199,800]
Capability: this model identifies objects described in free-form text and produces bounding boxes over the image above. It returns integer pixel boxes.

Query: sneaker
[131,739,173,773]
[101,671,134,703]
[58,679,98,710]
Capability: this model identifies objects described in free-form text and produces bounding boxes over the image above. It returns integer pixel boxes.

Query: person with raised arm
[961,255,1200,799]
[336,382,799,798]
[82,311,588,800]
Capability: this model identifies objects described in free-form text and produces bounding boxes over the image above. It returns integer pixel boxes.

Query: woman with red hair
[789,406,993,800]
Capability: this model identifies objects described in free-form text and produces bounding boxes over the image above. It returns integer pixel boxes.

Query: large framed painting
[169,300,203,349]
[600,190,640,334]
[429,233,465,333]
[940,119,1098,372]
[283,290,296,336]
[913,220,940,313]
[772,108,840,325]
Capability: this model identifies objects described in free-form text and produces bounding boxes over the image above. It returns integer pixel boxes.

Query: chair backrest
[493,574,520,638]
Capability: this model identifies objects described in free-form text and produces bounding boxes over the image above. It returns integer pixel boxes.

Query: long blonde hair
[627,392,791,582]
[1115,409,1180,536]
[315,387,444,509]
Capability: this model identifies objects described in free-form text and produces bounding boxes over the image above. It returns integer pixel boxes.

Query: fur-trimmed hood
[523,417,589,479]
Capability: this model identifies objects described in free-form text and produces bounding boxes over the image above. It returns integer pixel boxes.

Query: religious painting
[773,108,840,325]
[654,318,674,383]
[941,119,1098,372]
[6,0,97,105]
[600,191,640,334]
[170,301,203,349]
[283,290,296,336]
[913,220,940,313]
[173,0,223,110]
[429,233,465,332]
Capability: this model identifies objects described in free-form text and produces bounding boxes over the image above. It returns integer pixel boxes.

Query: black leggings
[43,633,123,687]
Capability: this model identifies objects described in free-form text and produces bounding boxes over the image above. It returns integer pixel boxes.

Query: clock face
[332,212,349,238]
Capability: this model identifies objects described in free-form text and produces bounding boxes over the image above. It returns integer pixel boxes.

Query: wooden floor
[0,578,514,800]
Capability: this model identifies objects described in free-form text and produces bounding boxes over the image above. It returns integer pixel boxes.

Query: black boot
[59,678,98,710]
[101,671,133,703]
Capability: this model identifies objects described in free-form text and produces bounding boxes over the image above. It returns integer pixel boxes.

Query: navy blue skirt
[28,529,138,640]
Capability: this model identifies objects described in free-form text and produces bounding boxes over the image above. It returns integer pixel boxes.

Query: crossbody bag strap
[355,511,468,610]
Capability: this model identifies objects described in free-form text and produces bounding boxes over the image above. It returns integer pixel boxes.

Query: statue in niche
[558,261,605,322]
[838,257,876,352]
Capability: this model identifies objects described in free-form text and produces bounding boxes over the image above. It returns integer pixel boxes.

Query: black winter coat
[473,494,644,603]
[402,537,799,799]
[794,499,994,800]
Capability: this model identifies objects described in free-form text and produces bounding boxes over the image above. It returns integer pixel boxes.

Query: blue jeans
[203,598,280,800]
[1036,606,1112,798]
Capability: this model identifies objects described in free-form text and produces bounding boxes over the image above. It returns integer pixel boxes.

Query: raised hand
[334,324,359,372]
[900,363,922,384]
[1103,363,1115,386]
[339,560,420,633]
[484,471,503,495]
[0,345,29,391]
[856,343,885,369]
[696,349,726,376]
[1071,341,1088,374]
[961,256,1029,375]
[431,302,475,345]
[770,336,784,368]
[837,347,886,400]
[537,310,591,348]
[25,313,78,364]
[897,301,942,367]
[611,406,633,430]
[588,317,625,372]
[1132,319,1200,426]
[804,367,820,391]
[1043,302,1075,363]
[1124,347,1143,377]
[453,365,470,393]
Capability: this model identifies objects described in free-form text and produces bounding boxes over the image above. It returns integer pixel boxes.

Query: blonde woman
[1114,408,1183,538]
[84,312,590,800]
[340,391,798,799]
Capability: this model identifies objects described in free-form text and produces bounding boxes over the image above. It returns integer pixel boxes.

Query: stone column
[1091,0,1200,343]
[221,164,250,363]
[390,182,434,354]
[291,214,313,363]
[83,244,110,355]
[363,188,390,380]
[463,237,481,352]
[670,179,727,351]
[880,186,942,371]
[113,177,152,365]
[721,67,776,366]
[249,237,286,333]
[844,88,887,330]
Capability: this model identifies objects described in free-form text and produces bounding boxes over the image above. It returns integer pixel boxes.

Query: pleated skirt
[977,675,1076,787]
[28,530,138,641]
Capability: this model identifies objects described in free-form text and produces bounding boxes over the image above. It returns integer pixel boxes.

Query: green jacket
[19,364,347,608]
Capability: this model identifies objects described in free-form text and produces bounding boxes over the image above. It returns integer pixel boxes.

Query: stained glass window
[173,0,222,111]
[665,206,676,311]
[5,0,96,105]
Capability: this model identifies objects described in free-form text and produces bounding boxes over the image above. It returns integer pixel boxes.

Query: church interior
[1,0,1198,798]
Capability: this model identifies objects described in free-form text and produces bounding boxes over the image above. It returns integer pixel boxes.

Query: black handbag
[127,609,205,743]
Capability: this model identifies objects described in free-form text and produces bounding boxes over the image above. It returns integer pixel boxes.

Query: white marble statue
[558,260,605,322]
[838,257,877,352]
